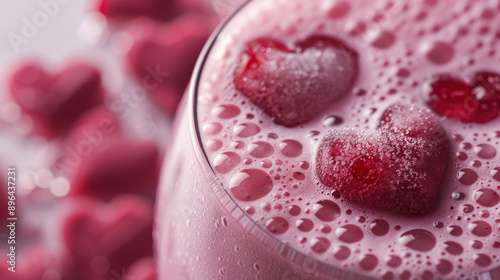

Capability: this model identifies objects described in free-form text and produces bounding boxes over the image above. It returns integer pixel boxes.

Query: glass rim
[186,1,500,279]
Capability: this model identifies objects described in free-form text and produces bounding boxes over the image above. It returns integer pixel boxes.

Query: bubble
[396,68,410,78]
[313,200,341,221]
[292,171,305,180]
[359,254,378,271]
[436,259,453,275]
[451,192,465,200]
[218,268,225,276]
[471,240,483,249]
[260,160,272,168]
[470,160,482,168]
[469,221,492,237]
[382,272,394,280]
[320,225,331,233]
[214,152,241,174]
[323,115,344,126]
[370,219,389,236]
[422,41,455,64]
[267,133,278,139]
[386,255,402,268]
[456,152,468,161]
[457,168,478,185]
[492,167,500,181]
[279,140,303,157]
[234,123,261,137]
[231,140,245,149]
[480,210,490,218]
[203,122,223,135]
[336,224,364,243]
[422,271,436,280]
[400,271,412,280]
[474,254,492,267]
[229,169,273,201]
[474,143,497,159]
[399,229,436,252]
[245,206,255,215]
[333,246,350,260]
[288,205,301,216]
[447,225,463,236]
[461,142,473,150]
[266,217,289,234]
[296,218,314,232]
[474,188,500,207]
[452,134,464,142]
[212,104,240,119]
[310,237,330,254]
[462,204,474,213]
[247,141,274,158]
[207,139,223,151]
[434,221,444,228]
[327,1,350,18]
[370,30,396,49]
[444,241,463,255]
[299,161,310,169]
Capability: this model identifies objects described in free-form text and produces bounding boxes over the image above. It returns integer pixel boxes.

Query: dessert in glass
[156,0,500,279]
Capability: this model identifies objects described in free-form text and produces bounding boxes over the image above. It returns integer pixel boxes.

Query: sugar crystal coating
[316,104,449,215]
[234,35,358,127]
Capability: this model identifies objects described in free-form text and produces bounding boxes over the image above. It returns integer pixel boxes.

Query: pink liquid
[157,0,500,279]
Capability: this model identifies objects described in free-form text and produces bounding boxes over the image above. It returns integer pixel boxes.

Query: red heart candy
[51,107,122,176]
[66,138,160,200]
[98,0,180,22]
[234,35,359,127]
[9,62,105,139]
[316,104,449,215]
[423,71,500,123]
[126,15,213,115]
[62,195,153,278]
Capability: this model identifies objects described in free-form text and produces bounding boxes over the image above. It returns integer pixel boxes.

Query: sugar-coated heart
[316,104,449,216]
[62,195,153,278]
[9,62,105,139]
[423,71,500,123]
[68,139,160,200]
[234,35,358,127]
[98,0,180,22]
[127,15,213,115]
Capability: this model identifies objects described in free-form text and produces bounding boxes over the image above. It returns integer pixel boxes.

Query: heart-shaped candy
[234,35,359,127]
[98,0,180,22]
[316,104,449,215]
[127,15,213,115]
[68,138,160,200]
[423,71,500,123]
[62,195,153,278]
[9,62,105,139]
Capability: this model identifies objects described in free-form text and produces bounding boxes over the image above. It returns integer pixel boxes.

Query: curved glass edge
[185,1,500,279]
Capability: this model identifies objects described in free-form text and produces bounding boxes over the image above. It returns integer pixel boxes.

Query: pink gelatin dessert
[157,0,500,279]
